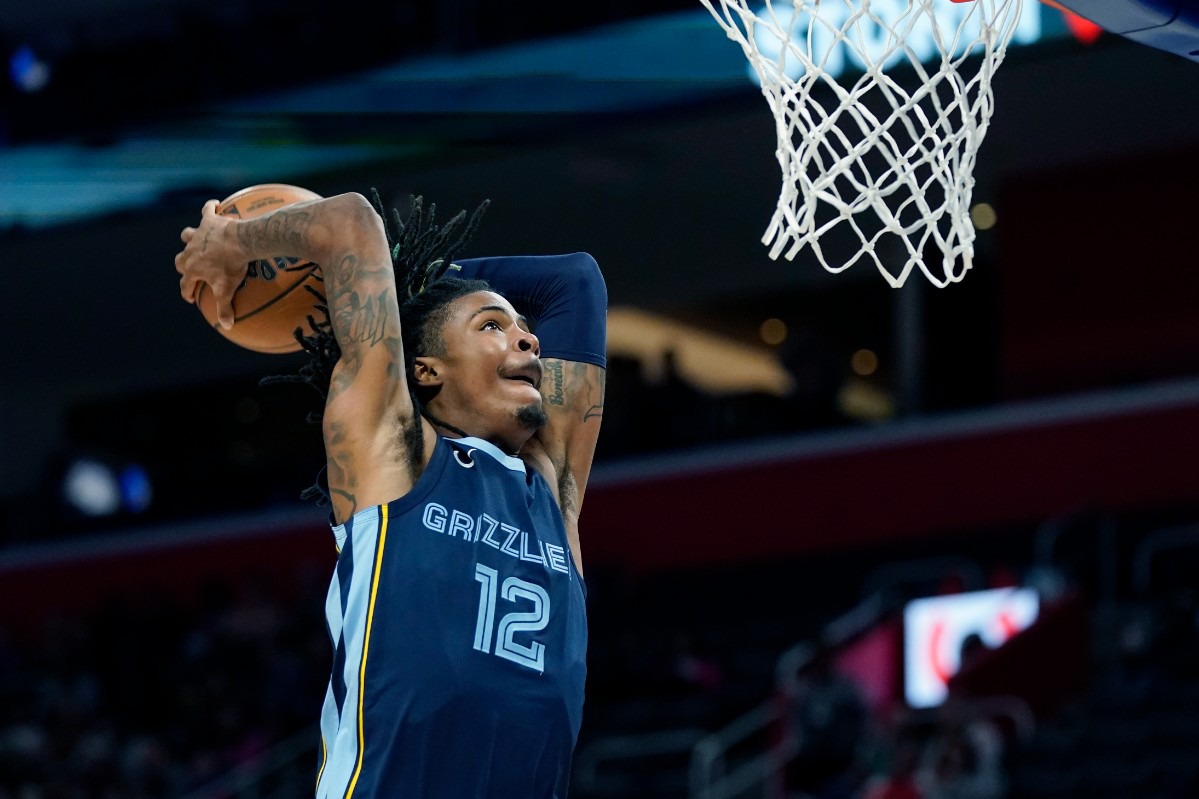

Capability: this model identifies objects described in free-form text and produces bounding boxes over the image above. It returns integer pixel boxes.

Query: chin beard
[516,403,549,431]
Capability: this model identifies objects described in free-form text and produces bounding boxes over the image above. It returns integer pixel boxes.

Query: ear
[411,356,444,388]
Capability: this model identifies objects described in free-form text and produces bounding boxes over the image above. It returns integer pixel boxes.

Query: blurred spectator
[0,570,328,797]
[785,645,869,798]
[669,631,725,693]
[857,694,1010,799]
[860,735,927,799]
[917,702,1006,799]
[957,633,989,675]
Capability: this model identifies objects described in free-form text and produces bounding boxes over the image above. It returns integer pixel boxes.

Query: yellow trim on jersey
[345,504,389,798]
[316,736,328,790]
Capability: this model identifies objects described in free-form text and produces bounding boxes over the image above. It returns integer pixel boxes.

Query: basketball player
[174,191,606,798]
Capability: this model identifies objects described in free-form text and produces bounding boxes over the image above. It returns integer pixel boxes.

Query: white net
[700,0,1023,287]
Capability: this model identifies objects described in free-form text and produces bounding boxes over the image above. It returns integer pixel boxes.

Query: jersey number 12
[473,563,550,672]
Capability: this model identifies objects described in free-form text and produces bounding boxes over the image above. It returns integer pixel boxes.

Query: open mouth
[502,363,542,390]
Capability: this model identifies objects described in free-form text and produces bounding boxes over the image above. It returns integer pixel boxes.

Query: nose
[516,328,540,355]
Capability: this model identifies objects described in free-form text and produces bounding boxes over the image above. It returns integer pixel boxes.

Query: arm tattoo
[237,199,398,357]
[328,255,393,344]
[330,487,358,519]
[322,249,403,407]
[542,359,605,422]
[584,368,605,421]
[236,208,313,255]
[545,360,565,406]
[567,362,604,422]
[332,288,390,346]
[325,421,360,520]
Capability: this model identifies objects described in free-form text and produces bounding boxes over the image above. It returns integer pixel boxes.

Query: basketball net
[700,0,1023,287]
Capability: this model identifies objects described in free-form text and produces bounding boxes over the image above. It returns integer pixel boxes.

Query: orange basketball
[195,183,325,354]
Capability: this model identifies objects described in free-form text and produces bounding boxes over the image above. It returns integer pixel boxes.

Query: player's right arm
[176,193,430,524]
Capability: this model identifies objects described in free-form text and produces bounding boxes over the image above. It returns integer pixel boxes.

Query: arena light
[118,464,154,514]
[759,318,788,346]
[61,458,121,517]
[8,44,50,94]
[60,456,153,518]
[747,0,1043,83]
[606,306,793,395]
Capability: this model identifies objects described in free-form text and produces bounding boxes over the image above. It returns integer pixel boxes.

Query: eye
[481,320,502,331]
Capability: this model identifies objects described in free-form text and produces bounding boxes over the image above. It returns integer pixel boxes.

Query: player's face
[425,291,545,446]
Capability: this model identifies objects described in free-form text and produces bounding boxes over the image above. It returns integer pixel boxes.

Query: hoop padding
[701,0,1023,287]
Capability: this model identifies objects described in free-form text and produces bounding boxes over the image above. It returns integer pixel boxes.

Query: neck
[421,406,536,455]
[421,409,470,439]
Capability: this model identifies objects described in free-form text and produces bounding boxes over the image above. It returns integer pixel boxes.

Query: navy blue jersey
[316,435,587,799]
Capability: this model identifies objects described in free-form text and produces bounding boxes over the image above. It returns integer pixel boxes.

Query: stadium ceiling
[0,9,750,229]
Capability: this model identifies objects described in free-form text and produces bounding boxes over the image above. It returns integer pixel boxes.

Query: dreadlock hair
[261,189,490,506]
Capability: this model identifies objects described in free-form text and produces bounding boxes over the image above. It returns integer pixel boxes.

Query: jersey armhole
[330,436,453,537]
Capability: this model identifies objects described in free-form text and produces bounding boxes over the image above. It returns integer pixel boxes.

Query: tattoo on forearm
[236,208,312,255]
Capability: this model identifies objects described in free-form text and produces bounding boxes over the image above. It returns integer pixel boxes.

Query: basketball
[195,183,325,354]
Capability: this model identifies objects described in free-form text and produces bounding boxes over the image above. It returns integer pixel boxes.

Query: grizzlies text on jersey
[316,435,587,798]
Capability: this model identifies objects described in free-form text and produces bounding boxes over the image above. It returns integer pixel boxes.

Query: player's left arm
[537,354,606,518]
[452,253,608,560]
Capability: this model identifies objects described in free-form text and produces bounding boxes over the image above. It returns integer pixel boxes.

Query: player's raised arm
[176,192,420,523]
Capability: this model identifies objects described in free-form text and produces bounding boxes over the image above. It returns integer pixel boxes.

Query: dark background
[5,3,1199,537]
[3,2,1199,797]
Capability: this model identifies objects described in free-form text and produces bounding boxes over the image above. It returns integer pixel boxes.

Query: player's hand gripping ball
[194,183,326,354]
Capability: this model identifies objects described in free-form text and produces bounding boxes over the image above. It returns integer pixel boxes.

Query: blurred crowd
[779,575,1199,799]
[0,569,329,799]
[780,643,1009,799]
